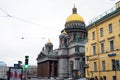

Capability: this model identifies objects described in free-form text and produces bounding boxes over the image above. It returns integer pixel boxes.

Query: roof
[87,7,120,30]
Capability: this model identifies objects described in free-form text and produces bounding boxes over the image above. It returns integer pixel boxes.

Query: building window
[100,28,103,37]
[119,20,120,27]
[115,60,120,69]
[112,76,116,80]
[111,59,120,71]
[101,43,104,53]
[112,59,116,70]
[93,45,96,55]
[110,40,114,51]
[102,61,106,71]
[86,47,88,52]
[94,62,97,71]
[103,76,106,80]
[109,24,112,33]
[95,76,98,80]
[92,31,95,40]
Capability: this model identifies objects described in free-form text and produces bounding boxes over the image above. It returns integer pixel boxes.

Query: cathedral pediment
[37,52,46,59]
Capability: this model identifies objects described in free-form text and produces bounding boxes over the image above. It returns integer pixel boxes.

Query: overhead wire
[0,8,62,30]
[0,8,44,28]
[0,8,11,17]
[0,8,62,40]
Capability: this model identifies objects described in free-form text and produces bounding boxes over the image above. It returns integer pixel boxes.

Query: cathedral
[37,6,87,79]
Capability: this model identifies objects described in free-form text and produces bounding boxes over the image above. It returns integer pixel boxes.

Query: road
[28,77,61,80]
[28,78,49,80]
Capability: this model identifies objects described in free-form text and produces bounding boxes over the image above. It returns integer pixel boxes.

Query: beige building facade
[85,1,120,80]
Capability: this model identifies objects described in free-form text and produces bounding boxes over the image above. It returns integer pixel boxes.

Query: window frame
[118,20,120,26]
[109,40,114,51]
[75,46,79,53]
[103,76,106,80]
[92,31,95,40]
[109,23,112,33]
[100,43,104,53]
[94,62,97,71]
[102,60,106,71]
[92,45,96,55]
[100,28,103,37]
[112,76,116,80]
[111,59,116,70]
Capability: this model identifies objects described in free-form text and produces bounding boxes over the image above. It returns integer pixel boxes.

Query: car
[65,78,73,80]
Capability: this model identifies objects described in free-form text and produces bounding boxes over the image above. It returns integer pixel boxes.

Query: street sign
[14,64,19,67]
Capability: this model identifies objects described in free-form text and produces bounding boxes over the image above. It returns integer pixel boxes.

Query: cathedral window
[73,32,77,42]
[75,46,79,52]
[64,38,67,47]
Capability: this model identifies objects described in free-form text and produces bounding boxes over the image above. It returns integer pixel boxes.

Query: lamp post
[114,60,118,80]
[18,61,22,67]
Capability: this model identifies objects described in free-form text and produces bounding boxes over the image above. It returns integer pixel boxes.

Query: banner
[8,67,23,80]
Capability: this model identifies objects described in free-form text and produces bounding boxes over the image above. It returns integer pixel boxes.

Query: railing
[89,6,116,25]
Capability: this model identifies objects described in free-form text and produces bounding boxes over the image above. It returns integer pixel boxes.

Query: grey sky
[0,0,119,66]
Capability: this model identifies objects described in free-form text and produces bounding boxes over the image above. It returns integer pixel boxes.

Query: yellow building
[85,1,120,80]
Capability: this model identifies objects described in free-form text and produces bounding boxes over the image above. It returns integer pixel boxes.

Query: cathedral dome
[66,6,84,23]
[59,30,69,39]
[45,39,53,47]
[66,14,84,22]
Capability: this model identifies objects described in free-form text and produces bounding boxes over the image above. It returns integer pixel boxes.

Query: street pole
[25,69,27,80]
[115,60,117,80]
[24,55,29,80]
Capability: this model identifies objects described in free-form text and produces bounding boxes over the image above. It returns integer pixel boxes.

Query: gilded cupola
[66,5,84,23]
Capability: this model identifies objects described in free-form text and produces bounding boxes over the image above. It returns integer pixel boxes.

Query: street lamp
[18,61,22,67]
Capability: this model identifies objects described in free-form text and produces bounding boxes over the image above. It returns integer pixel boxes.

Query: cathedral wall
[69,57,78,70]
[58,58,69,78]
[69,43,85,55]
[58,48,68,56]
[79,46,85,53]
[69,48,75,55]
[37,61,49,78]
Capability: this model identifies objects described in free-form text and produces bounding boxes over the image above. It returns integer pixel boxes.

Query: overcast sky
[0,0,119,66]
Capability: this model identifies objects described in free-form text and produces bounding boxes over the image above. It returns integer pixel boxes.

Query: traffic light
[24,56,29,69]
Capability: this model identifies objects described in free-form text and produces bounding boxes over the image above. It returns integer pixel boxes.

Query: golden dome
[66,14,84,22]
[66,5,84,23]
